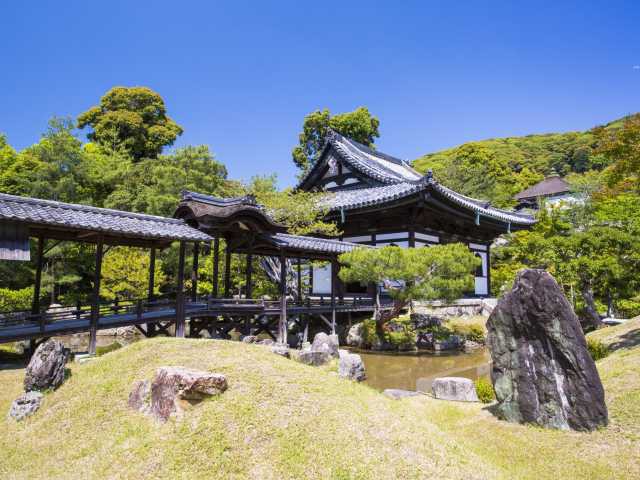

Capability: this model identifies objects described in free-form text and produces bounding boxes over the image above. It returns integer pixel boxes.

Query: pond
[356,348,491,392]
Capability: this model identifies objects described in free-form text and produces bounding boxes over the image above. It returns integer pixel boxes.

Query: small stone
[383,389,422,400]
[241,335,258,343]
[464,340,482,351]
[257,339,275,346]
[128,380,151,413]
[8,391,44,421]
[311,332,339,358]
[432,377,479,402]
[338,350,366,382]
[24,339,69,392]
[298,349,331,366]
[345,323,364,348]
[149,367,228,422]
[271,343,290,358]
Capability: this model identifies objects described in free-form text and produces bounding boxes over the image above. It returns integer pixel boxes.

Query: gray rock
[147,367,228,422]
[8,391,44,421]
[410,313,442,329]
[487,269,608,431]
[338,350,366,381]
[257,339,275,346]
[271,343,290,358]
[464,340,482,351]
[241,335,258,343]
[345,323,364,348]
[311,332,339,358]
[383,389,422,400]
[432,377,479,402]
[297,349,331,366]
[24,339,69,392]
[128,379,151,414]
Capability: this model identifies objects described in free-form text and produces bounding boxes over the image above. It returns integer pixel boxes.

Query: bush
[449,322,486,343]
[617,298,640,318]
[361,316,417,349]
[475,377,495,403]
[0,287,33,312]
[587,338,610,361]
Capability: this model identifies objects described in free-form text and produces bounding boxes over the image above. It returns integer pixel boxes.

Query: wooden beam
[89,236,104,355]
[278,251,287,344]
[175,241,186,338]
[212,237,220,297]
[191,241,200,302]
[297,258,302,301]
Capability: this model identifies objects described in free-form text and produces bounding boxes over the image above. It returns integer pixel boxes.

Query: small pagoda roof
[298,130,422,190]
[0,192,211,247]
[514,175,570,201]
[321,174,536,226]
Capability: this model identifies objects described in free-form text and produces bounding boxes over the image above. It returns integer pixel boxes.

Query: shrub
[449,322,486,343]
[361,318,378,348]
[617,298,640,318]
[587,338,610,361]
[0,287,33,312]
[475,377,495,403]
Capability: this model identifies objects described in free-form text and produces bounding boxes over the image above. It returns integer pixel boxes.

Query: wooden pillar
[175,241,186,338]
[296,258,302,302]
[31,236,44,316]
[330,258,337,334]
[278,251,287,344]
[486,243,492,298]
[146,247,157,336]
[224,245,231,298]
[212,237,220,297]
[89,237,104,355]
[245,253,253,299]
[191,241,200,302]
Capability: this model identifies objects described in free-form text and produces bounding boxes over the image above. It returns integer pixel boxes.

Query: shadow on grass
[607,328,640,352]
[0,349,28,370]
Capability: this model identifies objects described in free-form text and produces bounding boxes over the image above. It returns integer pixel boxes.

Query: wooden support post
[486,244,491,298]
[245,253,253,299]
[224,245,231,298]
[330,258,337,334]
[175,241,186,338]
[278,251,287,344]
[147,247,156,336]
[297,258,302,303]
[212,237,220,297]
[191,241,200,302]
[32,236,44,329]
[303,314,309,343]
[89,237,104,355]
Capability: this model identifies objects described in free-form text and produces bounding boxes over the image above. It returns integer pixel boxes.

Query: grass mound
[0,322,639,479]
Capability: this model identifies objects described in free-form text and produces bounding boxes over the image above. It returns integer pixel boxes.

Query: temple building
[297,130,536,297]
[514,172,573,210]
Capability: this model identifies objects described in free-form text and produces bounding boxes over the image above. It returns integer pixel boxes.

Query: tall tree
[593,113,640,191]
[77,86,183,161]
[292,107,380,173]
[339,244,478,334]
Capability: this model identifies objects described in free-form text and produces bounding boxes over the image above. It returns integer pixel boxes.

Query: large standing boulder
[311,332,339,358]
[432,377,479,402]
[338,350,366,381]
[8,391,44,421]
[345,323,365,348]
[297,349,331,366]
[24,339,68,392]
[129,367,228,422]
[487,269,608,431]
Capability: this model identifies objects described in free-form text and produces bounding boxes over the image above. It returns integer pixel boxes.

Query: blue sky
[1,1,639,187]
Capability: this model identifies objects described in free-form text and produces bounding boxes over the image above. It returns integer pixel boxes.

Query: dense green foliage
[412,117,628,207]
[292,107,380,173]
[339,244,479,329]
[474,377,496,404]
[0,287,32,312]
[587,338,610,361]
[77,86,183,161]
[100,247,166,301]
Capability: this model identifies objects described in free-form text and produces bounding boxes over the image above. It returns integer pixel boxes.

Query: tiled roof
[322,176,536,226]
[514,176,570,200]
[298,130,422,188]
[0,193,212,242]
[261,233,370,254]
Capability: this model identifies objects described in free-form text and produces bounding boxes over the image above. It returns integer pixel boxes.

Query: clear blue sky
[1,1,639,187]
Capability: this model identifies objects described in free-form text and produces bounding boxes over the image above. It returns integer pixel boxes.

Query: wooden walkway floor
[0,297,384,343]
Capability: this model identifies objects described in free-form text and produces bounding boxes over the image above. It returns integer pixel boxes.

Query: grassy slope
[1,319,639,480]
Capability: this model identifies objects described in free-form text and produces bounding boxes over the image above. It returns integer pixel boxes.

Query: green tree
[77,86,183,161]
[292,107,380,173]
[594,113,640,191]
[101,247,165,301]
[338,244,479,334]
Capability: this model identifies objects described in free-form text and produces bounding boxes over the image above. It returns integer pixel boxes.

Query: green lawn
[0,318,638,479]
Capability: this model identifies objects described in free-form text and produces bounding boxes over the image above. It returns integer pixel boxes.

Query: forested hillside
[412,117,627,207]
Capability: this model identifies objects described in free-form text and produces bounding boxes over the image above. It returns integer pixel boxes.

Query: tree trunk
[375,298,407,335]
[581,287,603,330]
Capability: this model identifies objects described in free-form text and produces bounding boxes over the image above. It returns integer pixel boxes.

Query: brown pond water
[357,349,491,392]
